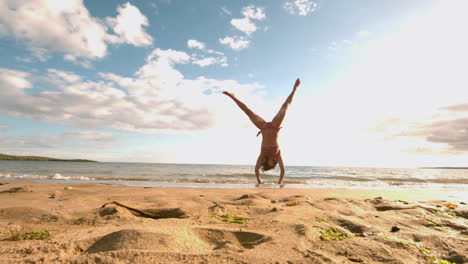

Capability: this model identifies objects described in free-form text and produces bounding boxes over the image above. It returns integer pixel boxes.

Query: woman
[223,78,300,185]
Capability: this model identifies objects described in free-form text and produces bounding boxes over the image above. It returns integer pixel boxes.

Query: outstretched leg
[271,78,300,127]
[223,91,266,129]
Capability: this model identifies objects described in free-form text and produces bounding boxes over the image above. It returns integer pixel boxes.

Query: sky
[0,0,468,167]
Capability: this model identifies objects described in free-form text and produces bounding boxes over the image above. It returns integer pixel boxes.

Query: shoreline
[0,181,466,263]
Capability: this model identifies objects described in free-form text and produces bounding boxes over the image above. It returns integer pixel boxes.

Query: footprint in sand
[192,227,272,250]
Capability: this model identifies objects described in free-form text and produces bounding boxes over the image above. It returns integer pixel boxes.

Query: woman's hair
[261,157,277,172]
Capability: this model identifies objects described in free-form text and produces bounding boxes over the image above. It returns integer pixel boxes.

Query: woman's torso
[259,122,280,153]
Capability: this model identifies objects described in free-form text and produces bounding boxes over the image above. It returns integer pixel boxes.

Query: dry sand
[0,181,466,264]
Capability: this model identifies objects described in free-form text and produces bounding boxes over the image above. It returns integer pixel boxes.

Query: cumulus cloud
[242,5,266,20]
[398,104,468,152]
[230,5,265,35]
[0,0,152,62]
[0,68,32,90]
[106,2,153,47]
[192,57,227,67]
[220,5,265,51]
[219,36,250,50]
[188,40,228,67]
[0,48,263,132]
[47,69,81,83]
[187,39,205,50]
[231,18,257,36]
[284,0,317,16]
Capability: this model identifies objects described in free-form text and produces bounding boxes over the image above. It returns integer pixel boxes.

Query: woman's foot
[293,78,301,91]
[222,91,235,98]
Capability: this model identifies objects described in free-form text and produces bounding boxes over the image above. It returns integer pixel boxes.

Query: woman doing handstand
[223,78,300,185]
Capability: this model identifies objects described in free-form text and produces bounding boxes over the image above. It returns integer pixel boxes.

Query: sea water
[0,161,467,191]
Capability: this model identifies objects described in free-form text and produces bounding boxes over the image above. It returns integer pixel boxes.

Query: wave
[1,172,466,185]
[0,173,93,181]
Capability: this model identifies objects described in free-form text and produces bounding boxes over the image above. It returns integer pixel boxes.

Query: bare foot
[222,91,235,98]
[294,78,301,90]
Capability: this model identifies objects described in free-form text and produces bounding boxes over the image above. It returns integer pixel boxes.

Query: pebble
[64,187,72,190]
[391,226,400,232]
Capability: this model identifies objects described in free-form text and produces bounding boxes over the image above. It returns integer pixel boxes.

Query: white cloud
[0,69,32,91]
[106,2,153,47]
[242,5,266,20]
[284,0,317,16]
[221,5,265,51]
[219,36,250,50]
[47,69,82,83]
[231,18,257,36]
[0,0,152,62]
[187,39,206,50]
[28,47,51,62]
[0,47,263,133]
[136,48,191,85]
[63,54,93,69]
[188,41,228,67]
[193,57,227,67]
[230,5,265,35]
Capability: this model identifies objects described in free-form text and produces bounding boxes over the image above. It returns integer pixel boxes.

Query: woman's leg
[223,91,266,129]
[271,78,300,127]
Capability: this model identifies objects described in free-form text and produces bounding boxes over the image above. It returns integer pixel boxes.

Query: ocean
[0,160,467,191]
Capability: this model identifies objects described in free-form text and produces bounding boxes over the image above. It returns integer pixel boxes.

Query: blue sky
[1,0,468,167]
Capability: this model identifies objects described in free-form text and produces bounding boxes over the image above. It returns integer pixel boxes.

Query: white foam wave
[0,172,93,181]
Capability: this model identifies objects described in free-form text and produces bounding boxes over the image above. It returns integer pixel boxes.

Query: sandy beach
[0,181,466,264]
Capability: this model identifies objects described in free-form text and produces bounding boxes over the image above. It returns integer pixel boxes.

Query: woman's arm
[255,154,264,184]
[277,153,285,184]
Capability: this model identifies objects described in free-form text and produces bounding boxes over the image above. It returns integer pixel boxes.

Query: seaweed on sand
[211,214,249,224]
[319,227,353,241]
[11,230,50,240]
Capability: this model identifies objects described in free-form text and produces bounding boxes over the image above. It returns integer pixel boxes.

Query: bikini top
[256,122,282,137]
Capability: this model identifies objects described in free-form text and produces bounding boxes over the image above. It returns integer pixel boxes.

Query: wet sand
[0,181,466,263]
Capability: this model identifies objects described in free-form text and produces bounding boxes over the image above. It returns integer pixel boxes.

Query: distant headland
[0,153,97,162]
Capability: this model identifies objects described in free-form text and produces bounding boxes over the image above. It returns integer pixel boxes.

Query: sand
[0,181,466,264]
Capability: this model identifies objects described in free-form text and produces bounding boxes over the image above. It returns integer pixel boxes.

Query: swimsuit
[261,145,280,154]
[256,122,282,137]
[257,122,282,154]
